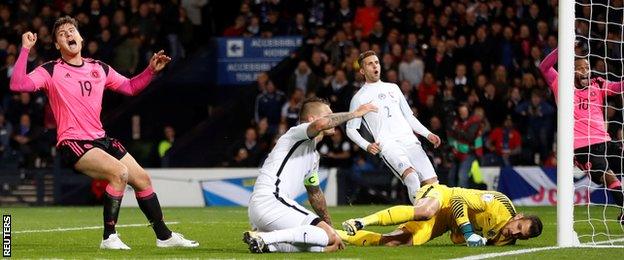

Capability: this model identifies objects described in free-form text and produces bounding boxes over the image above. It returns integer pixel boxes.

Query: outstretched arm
[107,50,171,96]
[539,48,559,88]
[306,103,377,139]
[10,32,44,92]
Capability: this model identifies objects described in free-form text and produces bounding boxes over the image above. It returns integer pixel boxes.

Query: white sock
[267,243,324,252]
[259,225,329,246]
[403,171,421,205]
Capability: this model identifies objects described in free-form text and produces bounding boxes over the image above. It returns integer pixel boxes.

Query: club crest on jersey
[378,93,386,99]
[91,70,100,78]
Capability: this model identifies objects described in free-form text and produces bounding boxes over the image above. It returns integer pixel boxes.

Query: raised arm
[539,48,559,88]
[10,32,45,92]
[106,50,171,96]
[307,103,377,139]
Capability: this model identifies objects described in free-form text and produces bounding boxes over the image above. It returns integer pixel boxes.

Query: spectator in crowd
[255,80,286,134]
[12,114,41,168]
[158,126,176,167]
[319,69,353,113]
[447,104,483,188]
[515,90,554,164]
[228,127,262,167]
[319,127,352,169]
[398,48,425,88]
[288,60,321,97]
[281,88,304,128]
[354,0,380,37]
[0,112,12,160]
[486,115,523,166]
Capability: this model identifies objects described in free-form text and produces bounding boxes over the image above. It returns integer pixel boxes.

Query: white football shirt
[252,122,319,199]
[346,81,431,149]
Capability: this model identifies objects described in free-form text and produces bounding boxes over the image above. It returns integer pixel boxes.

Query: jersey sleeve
[104,63,154,96]
[286,122,312,141]
[346,94,372,150]
[346,94,362,130]
[450,192,488,227]
[28,66,52,91]
[539,48,559,96]
[396,84,431,137]
[10,47,50,92]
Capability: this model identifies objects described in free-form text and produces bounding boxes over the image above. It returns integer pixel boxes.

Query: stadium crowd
[1,0,623,190]
[225,0,624,189]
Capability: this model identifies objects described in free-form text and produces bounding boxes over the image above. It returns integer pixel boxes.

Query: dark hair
[299,97,329,120]
[52,16,79,43]
[357,50,377,68]
[526,215,543,238]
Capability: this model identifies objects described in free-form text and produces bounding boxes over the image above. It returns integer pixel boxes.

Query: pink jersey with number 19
[10,47,155,145]
[539,48,624,149]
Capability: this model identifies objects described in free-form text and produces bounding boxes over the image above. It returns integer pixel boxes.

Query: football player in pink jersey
[10,16,198,249]
[539,48,624,224]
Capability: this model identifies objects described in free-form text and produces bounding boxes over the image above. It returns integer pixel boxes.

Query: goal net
[565,0,624,246]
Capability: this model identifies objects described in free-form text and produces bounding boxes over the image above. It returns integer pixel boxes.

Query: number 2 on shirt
[79,81,92,97]
[384,106,392,117]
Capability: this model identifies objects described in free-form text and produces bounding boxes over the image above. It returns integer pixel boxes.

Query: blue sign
[497,166,613,206]
[216,37,303,85]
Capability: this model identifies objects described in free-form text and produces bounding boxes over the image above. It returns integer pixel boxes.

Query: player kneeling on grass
[340,184,542,246]
[243,98,377,253]
[10,16,197,250]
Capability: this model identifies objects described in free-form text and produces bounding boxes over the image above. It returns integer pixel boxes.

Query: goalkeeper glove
[466,233,487,247]
[460,223,487,247]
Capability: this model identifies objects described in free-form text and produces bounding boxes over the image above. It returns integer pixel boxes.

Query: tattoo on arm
[323,112,357,130]
[306,185,331,225]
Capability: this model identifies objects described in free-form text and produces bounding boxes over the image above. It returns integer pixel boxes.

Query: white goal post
[557,0,581,247]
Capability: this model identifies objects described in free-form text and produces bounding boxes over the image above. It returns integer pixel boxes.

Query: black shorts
[57,137,128,168]
[574,142,611,184]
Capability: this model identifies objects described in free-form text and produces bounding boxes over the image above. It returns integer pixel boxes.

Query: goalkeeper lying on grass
[339,184,542,247]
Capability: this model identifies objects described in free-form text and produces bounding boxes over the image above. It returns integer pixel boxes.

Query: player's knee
[108,164,129,185]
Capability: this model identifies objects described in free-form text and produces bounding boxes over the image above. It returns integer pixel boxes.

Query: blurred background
[0,0,622,207]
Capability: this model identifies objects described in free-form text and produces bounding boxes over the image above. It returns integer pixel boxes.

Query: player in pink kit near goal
[539,48,624,224]
[9,16,198,249]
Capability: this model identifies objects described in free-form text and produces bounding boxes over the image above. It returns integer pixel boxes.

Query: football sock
[360,205,415,226]
[135,187,172,240]
[336,229,381,246]
[103,184,124,240]
[403,170,420,205]
[267,243,324,252]
[259,225,328,246]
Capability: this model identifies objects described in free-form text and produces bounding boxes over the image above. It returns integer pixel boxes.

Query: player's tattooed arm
[305,185,332,225]
[307,103,377,138]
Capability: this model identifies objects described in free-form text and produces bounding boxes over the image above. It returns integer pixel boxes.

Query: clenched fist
[21,32,37,49]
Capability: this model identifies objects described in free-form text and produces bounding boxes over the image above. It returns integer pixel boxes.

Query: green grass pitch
[2,205,623,259]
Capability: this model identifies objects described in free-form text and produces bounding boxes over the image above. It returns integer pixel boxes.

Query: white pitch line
[14,222,179,234]
[451,238,624,260]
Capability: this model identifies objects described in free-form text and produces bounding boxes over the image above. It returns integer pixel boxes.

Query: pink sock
[135,186,154,199]
[105,184,124,198]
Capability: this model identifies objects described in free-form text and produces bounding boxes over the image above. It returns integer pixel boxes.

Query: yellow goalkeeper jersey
[415,184,517,246]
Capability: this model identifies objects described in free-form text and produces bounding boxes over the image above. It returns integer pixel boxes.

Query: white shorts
[379,140,437,182]
[248,192,320,232]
